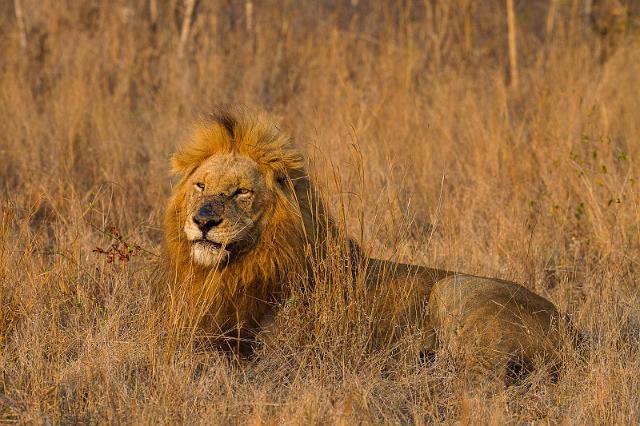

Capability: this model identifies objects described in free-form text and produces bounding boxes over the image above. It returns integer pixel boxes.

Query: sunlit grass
[1,1,639,423]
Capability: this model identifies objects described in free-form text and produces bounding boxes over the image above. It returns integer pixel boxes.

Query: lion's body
[360,261,564,381]
[161,107,566,378]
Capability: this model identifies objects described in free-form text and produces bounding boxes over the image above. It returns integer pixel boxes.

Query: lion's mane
[162,108,335,348]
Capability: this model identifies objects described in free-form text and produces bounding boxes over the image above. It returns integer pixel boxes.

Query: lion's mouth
[193,239,224,249]
[193,239,242,253]
[190,238,245,267]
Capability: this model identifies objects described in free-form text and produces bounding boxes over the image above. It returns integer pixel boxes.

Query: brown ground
[1,1,639,424]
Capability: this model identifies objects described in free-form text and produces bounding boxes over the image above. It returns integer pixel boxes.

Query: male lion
[162,108,567,382]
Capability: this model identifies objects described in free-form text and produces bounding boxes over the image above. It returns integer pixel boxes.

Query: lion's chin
[190,240,230,267]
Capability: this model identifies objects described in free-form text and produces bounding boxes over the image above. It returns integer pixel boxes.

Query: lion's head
[166,109,314,269]
[162,108,338,346]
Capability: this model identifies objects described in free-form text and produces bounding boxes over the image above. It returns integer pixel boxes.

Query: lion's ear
[275,168,306,194]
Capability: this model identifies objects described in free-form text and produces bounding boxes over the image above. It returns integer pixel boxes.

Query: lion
[161,107,568,382]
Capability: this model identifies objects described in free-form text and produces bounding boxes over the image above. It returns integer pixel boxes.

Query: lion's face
[181,154,276,267]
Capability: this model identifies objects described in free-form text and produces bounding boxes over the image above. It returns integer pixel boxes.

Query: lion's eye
[195,182,205,191]
[235,188,252,196]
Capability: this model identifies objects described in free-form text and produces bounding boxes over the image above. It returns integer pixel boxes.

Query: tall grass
[1,1,639,423]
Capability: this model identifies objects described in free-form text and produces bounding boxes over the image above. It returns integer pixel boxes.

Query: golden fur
[163,108,339,352]
[162,107,567,380]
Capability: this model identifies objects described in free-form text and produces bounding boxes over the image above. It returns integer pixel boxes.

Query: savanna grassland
[1,1,640,424]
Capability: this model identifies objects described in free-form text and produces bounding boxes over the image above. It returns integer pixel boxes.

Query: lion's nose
[193,204,223,233]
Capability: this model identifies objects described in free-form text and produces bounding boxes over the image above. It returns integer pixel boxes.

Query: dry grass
[1,1,640,424]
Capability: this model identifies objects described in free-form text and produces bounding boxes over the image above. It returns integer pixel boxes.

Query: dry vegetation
[1,0,640,424]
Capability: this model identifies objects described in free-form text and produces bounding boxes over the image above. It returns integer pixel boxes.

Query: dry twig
[14,0,27,49]
[178,0,196,58]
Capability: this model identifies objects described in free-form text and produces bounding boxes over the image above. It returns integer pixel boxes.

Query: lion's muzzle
[192,196,225,233]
